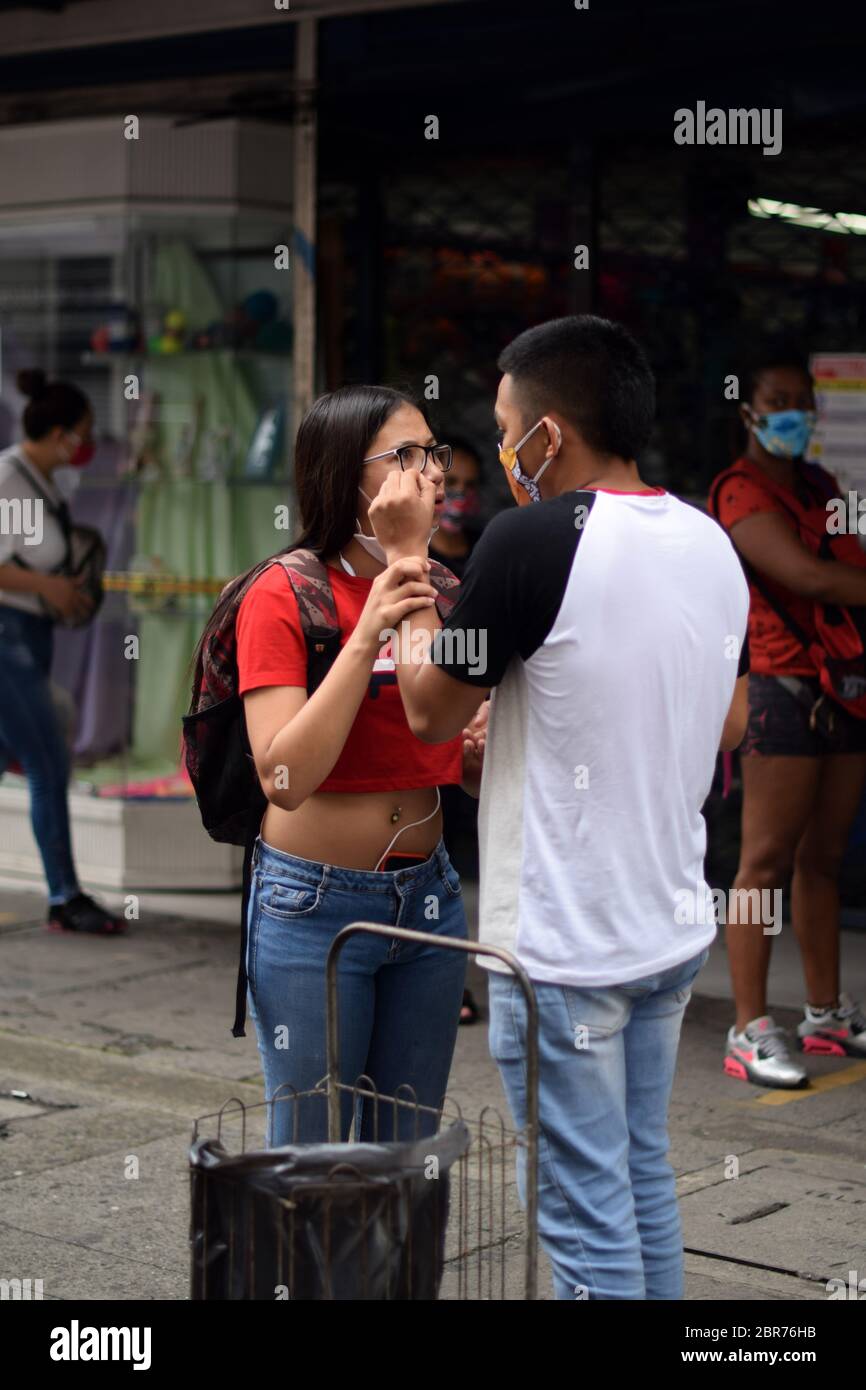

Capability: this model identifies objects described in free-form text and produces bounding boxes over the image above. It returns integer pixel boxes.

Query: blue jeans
[488,945,710,1301]
[246,835,467,1147]
[0,605,78,904]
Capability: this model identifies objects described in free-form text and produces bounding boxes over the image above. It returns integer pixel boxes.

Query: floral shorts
[742,674,866,757]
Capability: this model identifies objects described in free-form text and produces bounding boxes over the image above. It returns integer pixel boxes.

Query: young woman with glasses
[202,385,484,1144]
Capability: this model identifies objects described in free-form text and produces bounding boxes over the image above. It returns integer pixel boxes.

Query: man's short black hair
[497,315,656,461]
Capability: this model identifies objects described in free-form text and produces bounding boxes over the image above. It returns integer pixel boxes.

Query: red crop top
[235,561,464,793]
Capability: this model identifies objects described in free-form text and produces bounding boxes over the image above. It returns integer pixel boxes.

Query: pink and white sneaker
[797,994,866,1058]
[724,1015,808,1089]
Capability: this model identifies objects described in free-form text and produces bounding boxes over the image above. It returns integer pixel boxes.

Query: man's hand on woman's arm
[460,699,489,797]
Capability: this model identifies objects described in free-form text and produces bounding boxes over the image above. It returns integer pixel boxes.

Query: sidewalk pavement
[1,876,864,1301]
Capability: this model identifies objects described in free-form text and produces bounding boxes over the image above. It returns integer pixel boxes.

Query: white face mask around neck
[352,488,390,565]
[343,487,438,573]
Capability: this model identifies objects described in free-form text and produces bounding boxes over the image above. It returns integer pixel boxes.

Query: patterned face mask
[438,490,480,533]
[498,420,561,504]
[747,408,816,461]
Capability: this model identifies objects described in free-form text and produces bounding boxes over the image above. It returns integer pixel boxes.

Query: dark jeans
[0,604,79,904]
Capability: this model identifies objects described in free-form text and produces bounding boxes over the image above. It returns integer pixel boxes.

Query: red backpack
[182,547,459,1035]
[710,464,866,722]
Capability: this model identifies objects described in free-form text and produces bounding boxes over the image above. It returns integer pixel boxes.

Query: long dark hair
[192,384,426,679]
[294,384,425,554]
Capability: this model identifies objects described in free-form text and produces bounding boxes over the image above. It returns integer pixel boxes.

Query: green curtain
[131,478,289,764]
[129,240,291,766]
[151,237,223,325]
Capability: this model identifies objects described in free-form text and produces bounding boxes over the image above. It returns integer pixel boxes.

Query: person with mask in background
[428,436,484,580]
[429,437,486,1023]
[0,369,123,935]
[710,345,866,1089]
[368,315,750,1300]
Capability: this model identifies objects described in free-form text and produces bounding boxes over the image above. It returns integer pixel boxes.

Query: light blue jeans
[488,945,710,1301]
[246,835,467,1147]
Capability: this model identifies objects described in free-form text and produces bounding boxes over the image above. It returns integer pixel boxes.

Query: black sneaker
[459,988,481,1026]
[47,893,125,936]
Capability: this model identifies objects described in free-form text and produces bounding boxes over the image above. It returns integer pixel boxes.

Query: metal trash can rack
[190,925,539,1299]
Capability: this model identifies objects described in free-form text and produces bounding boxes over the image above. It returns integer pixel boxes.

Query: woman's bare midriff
[260,786,443,870]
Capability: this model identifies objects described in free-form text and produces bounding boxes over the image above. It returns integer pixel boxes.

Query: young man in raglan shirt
[369,315,750,1301]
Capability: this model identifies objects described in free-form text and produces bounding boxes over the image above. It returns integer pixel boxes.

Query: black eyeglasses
[362,443,453,473]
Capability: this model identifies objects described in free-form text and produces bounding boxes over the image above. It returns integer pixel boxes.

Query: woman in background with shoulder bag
[0,369,121,935]
[710,345,866,1090]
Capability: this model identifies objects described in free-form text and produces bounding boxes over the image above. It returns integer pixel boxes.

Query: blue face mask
[749,408,816,461]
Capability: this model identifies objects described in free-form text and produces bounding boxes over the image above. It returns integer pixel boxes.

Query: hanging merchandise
[244,406,284,481]
[198,425,235,482]
[126,391,162,479]
[169,395,205,480]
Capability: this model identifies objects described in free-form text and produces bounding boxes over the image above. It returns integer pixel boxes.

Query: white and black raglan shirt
[432,487,750,987]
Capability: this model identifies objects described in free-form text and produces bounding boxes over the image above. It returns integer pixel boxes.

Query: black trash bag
[189,1121,470,1300]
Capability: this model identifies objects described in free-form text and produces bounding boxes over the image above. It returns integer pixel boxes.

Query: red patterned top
[236,561,463,792]
[711,457,866,677]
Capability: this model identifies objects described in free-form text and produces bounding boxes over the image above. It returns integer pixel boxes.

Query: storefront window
[0,120,295,884]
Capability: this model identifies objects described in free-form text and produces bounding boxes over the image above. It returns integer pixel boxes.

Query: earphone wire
[373,787,442,872]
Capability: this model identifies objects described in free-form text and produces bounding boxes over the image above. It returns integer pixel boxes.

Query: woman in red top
[232,385,484,1145]
[710,348,866,1090]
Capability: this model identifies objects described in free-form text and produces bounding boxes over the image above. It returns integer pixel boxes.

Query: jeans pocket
[256,871,323,921]
[439,859,463,899]
[487,977,524,1063]
[673,946,710,1004]
[562,984,630,1039]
